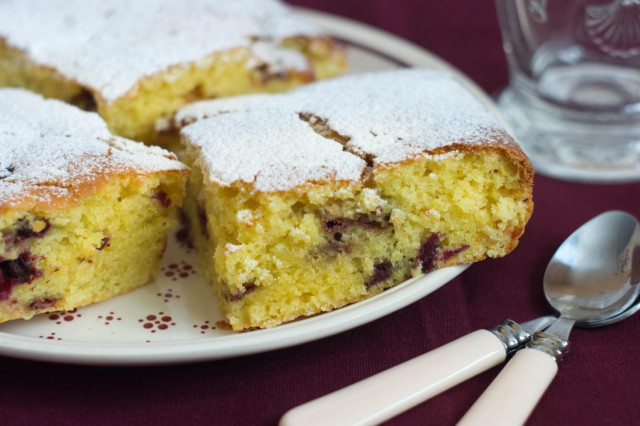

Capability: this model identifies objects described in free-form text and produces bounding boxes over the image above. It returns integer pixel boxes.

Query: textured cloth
[2,1,639,425]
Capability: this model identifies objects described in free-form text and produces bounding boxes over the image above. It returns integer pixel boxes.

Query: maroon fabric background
[3,1,640,425]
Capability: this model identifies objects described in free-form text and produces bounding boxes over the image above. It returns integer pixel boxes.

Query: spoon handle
[280,329,507,426]
[457,332,569,426]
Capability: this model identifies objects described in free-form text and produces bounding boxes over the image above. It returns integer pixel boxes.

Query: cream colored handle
[457,348,558,426]
[280,329,506,426]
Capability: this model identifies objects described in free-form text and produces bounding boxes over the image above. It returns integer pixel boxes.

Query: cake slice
[178,69,534,330]
[0,0,346,149]
[0,89,189,323]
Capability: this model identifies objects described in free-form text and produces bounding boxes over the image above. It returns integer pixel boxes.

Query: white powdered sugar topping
[183,109,367,192]
[0,88,186,207]
[0,0,319,103]
[246,42,310,73]
[180,69,511,192]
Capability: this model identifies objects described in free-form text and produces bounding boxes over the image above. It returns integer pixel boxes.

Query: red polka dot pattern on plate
[192,320,217,335]
[48,308,82,325]
[138,312,177,333]
[38,332,61,340]
[156,287,181,303]
[97,311,122,326]
[160,261,197,282]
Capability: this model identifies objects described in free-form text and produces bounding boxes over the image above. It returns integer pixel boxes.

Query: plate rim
[0,9,478,366]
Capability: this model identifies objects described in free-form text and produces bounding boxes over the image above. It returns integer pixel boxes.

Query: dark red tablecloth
[4,1,640,425]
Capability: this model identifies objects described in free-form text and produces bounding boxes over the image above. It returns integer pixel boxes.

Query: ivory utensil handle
[280,329,506,426]
[457,348,558,426]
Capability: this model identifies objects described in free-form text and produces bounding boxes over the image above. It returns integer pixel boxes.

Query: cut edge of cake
[0,89,190,322]
[177,69,534,330]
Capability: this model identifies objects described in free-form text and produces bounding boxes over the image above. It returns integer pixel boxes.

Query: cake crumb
[215,320,233,330]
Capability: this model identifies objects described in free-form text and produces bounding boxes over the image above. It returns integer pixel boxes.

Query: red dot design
[97,311,122,326]
[48,308,82,325]
[192,320,217,334]
[155,287,182,303]
[160,261,197,283]
[38,332,61,341]
[138,312,176,333]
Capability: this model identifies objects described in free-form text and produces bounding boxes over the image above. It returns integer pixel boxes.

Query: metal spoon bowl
[544,210,640,326]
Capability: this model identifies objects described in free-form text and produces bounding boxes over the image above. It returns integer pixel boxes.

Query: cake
[177,69,534,330]
[0,0,346,149]
[0,88,189,323]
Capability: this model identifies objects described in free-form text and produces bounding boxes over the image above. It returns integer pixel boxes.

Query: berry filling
[0,253,40,301]
[230,282,257,301]
[97,236,110,250]
[414,233,470,273]
[15,218,50,241]
[438,245,470,264]
[323,215,391,233]
[29,297,58,310]
[153,191,171,209]
[366,260,393,288]
[415,233,440,273]
[324,218,354,232]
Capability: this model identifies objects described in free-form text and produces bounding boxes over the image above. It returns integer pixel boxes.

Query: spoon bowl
[544,210,640,324]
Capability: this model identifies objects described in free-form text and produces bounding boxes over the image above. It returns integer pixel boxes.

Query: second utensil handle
[280,329,506,426]
[457,348,558,426]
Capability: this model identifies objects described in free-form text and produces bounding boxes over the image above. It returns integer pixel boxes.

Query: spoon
[458,210,640,426]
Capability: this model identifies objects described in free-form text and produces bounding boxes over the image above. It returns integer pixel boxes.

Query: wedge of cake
[0,89,189,323]
[0,0,346,149]
[178,69,534,330]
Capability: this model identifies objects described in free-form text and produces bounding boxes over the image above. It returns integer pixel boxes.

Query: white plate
[0,9,477,366]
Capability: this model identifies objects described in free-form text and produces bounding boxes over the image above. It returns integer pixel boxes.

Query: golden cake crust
[0,89,188,214]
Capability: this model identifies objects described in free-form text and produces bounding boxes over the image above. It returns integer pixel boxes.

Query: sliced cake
[0,88,189,322]
[178,69,534,330]
[0,0,346,148]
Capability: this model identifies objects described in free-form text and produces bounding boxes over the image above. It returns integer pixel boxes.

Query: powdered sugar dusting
[0,0,319,103]
[180,69,512,192]
[292,70,505,163]
[182,109,366,192]
[0,88,187,208]
[247,42,310,73]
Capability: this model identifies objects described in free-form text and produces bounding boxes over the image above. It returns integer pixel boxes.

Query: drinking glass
[495,0,640,182]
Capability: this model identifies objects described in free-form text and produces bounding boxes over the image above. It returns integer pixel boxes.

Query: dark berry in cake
[15,218,50,241]
[415,233,440,273]
[0,253,40,300]
[230,282,257,301]
[29,297,58,310]
[153,191,172,208]
[366,260,393,288]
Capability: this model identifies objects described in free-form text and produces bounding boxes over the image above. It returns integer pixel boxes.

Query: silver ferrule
[526,331,570,362]
[488,319,533,354]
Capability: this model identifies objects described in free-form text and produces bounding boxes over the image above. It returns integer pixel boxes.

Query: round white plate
[0,9,478,365]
